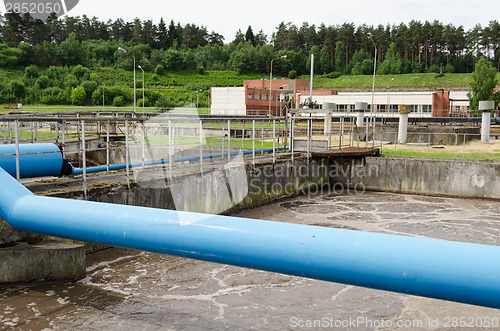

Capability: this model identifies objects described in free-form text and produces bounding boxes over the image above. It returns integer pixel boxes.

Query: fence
[1,112,498,199]
[0,114,290,198]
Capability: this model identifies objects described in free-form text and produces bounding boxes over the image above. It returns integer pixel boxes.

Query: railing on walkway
[1,112,498,199]
[0,114,291,199]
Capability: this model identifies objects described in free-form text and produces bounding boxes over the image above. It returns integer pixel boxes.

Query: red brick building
[241,79,311,115]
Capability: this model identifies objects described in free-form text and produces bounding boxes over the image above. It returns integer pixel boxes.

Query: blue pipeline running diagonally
[0,165,500,308]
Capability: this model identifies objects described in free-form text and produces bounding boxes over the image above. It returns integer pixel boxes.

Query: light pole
[196,89,202,110]
[367,33,377,146]
[138,65,145,116]
[269,55,287,117]
[387,77,394,116]
[118,47,136,113]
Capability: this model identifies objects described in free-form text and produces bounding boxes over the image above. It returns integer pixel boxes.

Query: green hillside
[2,66,499,110]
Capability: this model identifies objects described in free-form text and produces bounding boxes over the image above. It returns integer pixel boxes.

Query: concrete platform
[0,240,85,284]
[0,216,39,245]
[311,146,380,158]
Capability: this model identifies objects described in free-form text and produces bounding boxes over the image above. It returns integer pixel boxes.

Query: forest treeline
[1,13,500,77]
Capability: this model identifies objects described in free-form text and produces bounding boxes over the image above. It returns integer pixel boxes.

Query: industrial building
[210,78,472,117]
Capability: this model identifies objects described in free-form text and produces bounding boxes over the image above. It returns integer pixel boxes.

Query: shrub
[64,74,79,89]
[196,65,205,75]
[288,70,297,79]
[155,64,165,75]
[89,72,98,81]
[184,82,212,91]
[146,90,161,104]
[137,97,150,107]
[108,86,130,101]
[81,80,98,97]
[9,80,26,99]
[325,71,342,79]
[35,75,50,89]
[411,62,426,73]
[24,65,39,79]
[40,87,66,105]
[72,65,90,80]
[24,87,39,104]
[155,94,170,109]
[151,74,159,84]
[427,64,440,73]
[71,86,87,106]
[113,96,125,107]
[91,87,108,105]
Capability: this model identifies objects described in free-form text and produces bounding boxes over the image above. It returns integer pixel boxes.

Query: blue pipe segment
[1,166,500,309]
[74,147,287,175]
[0,143,72,178]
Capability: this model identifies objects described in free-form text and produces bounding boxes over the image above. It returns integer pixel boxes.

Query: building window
[247,94,253,100]
[379,105,386,112]
[255,94,260,100]
[262,94,267,101]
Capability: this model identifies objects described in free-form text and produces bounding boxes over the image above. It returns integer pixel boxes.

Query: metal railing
[1,113,498,200]
[0,114,290,199]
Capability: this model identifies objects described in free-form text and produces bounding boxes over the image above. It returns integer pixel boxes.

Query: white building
[211,80,472,117]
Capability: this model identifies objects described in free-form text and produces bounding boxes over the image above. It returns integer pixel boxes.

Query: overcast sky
[67,0,498,42]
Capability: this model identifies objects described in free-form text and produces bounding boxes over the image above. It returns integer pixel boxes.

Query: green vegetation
[2,66,500,109]
[1,14,499,108]
[0,65,272,108]
[133,134,275,150]
[468,58,500,109]
[381,149,500,159]
[302,73,487,89]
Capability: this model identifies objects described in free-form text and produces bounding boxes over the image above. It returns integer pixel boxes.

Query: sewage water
[1,191,500,330]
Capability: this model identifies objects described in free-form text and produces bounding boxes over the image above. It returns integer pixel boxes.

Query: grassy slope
[87,68,269,87]
[5,66,499,90]
[3,67,500,110]
[299,73,489,90]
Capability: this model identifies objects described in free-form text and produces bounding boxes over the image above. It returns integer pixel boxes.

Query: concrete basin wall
[363,156,500,199]
[82,156,365,214]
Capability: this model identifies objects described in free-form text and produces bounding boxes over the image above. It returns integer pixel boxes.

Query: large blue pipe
[73,147,287,175]
[1,167,500,308]
[0,143,72,178]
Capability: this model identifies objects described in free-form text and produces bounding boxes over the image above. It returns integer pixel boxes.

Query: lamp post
[269,55,287,117]
[196,89,202,110]
[367,33,377,146]
[118,47,136,113]
[138,65,145,116]
[387,77,394,116]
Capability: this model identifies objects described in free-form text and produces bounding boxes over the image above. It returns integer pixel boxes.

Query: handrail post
[81,119,87,200]
[14,119,20,181]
